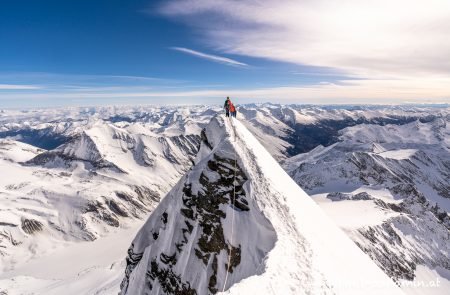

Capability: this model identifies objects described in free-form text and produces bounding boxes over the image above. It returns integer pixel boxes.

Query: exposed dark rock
[201,128,213,150]
[327,192,349,201]
[355,190,450,283]
[208,255,219,293]
[327,191,373,201]
[82,200,105,214]
[106,199,129,217]
[357,223,418,282]
[147,259,197,295]
[121,244,144,291]
[21,219,43,234]
[83,200,120,227]
[389,183,421,199]
[170,134,201,158]
[184,154,247,291]
[431,204,450,230]
[133,185,160,204]
[116,191,145,217]
[159,137,181,164]
[373,199,403,213]
[160,252,177,266]
[0,230,21,246]
[162,212,168,224]
[0,222,17,227]
[121,153,250,294]
[352,192,372,200]
[73,217,97,241]
[225,244,242,274]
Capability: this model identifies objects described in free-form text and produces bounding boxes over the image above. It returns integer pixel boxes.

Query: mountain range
[0,104,448,294]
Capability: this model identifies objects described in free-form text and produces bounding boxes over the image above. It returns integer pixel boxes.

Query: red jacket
[229,102,236,112]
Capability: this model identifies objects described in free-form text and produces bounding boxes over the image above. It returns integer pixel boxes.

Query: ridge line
[222,117,238,292]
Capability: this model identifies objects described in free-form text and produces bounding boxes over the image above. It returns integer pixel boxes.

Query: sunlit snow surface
[0,104,448,294]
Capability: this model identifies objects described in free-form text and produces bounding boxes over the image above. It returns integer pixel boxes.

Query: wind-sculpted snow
[120,115,402,295]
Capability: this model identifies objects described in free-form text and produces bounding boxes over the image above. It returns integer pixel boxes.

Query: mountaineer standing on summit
[224,97,231,117]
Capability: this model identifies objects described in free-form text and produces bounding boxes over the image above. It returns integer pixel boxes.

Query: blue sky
[1,0,449,108]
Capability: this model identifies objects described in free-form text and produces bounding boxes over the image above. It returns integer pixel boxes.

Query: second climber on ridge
[229,100,237,118]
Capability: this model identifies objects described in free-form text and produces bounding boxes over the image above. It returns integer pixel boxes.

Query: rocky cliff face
[120,118,275,294]
[120,116,402,295]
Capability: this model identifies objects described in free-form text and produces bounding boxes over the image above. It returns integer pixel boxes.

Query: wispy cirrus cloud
[0,84,41,90]
[170,47,248,67]
[161,0,450,79]
[0,72,184,85]
[157,1,450,102]
[156,0,450,102]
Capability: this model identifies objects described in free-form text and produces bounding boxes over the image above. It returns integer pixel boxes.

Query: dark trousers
[226,110,230,117]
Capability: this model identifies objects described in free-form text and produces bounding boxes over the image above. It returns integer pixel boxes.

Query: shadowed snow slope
[120,115,403,295]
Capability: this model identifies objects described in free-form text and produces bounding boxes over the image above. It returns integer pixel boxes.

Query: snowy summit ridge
[120,115,403,295]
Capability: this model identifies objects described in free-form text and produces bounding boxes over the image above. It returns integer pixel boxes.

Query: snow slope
[0,118,204,294]
[285,118,450,294]
[237,106,293,161]
[0,223,141,295]
[120,115,402,295]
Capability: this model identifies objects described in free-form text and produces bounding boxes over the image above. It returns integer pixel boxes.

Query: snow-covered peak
[120,115,402,295]
[284,116,450,293]
[0,139,43,162]
[339,118,450,148]
[201,116,229,149]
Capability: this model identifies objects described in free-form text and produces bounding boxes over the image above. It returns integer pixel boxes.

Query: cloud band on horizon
[1,76,449,107]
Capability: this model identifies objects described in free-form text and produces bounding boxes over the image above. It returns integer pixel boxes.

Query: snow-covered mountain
[0,104,449,294]
[285,117,450,294]
[0,108,216,294]
[236,106,293,161]
[3,104,440,159]
[119,115,402,295]
[0,123,201,254]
